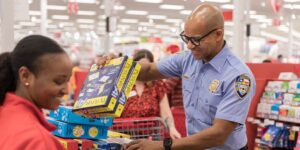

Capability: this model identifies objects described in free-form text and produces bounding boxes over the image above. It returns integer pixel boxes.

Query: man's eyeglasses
[180,28,219,46]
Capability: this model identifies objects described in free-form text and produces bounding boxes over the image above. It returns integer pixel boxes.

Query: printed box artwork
[73,56,133,114]
[48,118,108,139]
[83,62,141,118]
[49,106,113,126]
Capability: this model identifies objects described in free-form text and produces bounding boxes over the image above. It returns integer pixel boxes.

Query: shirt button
[191,103,194,107]
[196,86,200,90]
[189,120,192,123]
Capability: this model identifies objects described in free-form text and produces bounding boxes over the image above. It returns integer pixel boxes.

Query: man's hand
[96,53,117,68]
[125,139,164,150]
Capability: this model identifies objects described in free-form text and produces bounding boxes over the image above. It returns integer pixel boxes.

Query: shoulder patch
[234,74,251,99]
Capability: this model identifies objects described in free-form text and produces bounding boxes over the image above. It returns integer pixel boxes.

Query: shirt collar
[208,41,230,73]
[3,92,56,131]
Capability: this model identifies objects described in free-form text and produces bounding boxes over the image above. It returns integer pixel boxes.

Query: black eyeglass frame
[180,28,220,46]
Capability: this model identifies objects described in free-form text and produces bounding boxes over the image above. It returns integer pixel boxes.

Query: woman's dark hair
[133,49,154,63]
[0,35,65,104]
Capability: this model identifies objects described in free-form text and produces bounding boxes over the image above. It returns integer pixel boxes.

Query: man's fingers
[126,140,141,150]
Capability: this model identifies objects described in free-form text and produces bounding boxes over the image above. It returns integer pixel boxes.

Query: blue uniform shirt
[157,43,256,150]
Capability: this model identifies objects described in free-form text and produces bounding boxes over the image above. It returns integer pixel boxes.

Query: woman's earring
[25,82,29,86]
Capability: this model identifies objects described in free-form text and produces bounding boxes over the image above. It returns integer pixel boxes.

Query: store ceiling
[14,0,300,44]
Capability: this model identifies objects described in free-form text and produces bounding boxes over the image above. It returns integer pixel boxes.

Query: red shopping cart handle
[114,116,161,122]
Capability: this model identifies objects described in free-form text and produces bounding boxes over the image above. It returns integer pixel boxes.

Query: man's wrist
[163,138,173,150]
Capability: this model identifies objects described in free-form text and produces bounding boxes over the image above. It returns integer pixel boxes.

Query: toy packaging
[84,62,141,117]
[49,106,113,126]
[73,56,133,113]
[48,118,108,139]
[56,137,78,150]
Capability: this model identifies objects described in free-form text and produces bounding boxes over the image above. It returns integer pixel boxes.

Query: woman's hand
[96,53,117,68]
[169,126,182,139]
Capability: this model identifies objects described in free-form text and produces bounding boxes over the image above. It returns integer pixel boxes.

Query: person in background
[277,54,283,63]
[121,49,181,140]
[164,44,183,107]
[98,3,255,150]
[0,35,72,150]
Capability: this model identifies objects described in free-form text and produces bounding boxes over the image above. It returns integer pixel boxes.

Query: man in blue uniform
[99,3,255,150]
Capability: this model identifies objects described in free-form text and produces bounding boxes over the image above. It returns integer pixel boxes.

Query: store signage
[68,0,78,14]
[270,0,282,13]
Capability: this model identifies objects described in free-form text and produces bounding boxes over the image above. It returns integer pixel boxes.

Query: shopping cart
[109,117,169,141]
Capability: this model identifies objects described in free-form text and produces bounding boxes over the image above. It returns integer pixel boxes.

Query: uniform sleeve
[156,53,186,77]
[215,74,256,124]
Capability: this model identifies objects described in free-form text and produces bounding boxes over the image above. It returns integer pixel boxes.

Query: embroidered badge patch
[209,79,220,93]
[234,74,251,99]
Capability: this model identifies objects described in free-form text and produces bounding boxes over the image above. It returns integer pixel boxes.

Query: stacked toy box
[73,56,141,117]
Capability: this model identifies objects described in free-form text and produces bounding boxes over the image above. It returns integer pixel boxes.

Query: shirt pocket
[194,97,212,125]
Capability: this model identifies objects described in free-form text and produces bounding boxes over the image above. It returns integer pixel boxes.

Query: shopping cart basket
[109,117,168,140]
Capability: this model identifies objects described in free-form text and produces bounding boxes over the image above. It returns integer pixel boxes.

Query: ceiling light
[60,22,74,26]
[261,2,266,7]
[52,15,69,20]
[29,11,41,16]
[114,5,126,10]
[148,15,166,19]
[126,10,148,15]
[284,0,300,2]
[77,11,96,16]
[98,15,106,19]
[79,24,94,29]
[155,24,169,29]
[139,22,153,26]
[134,0,162,3]
[47,5,67,10]
[292,14,296,19]
[120,19,139,23]
[76,0,96,3]
[180,10,192,15]
[77,19,95,23]
[19,22,36,26]
[250,14,267,19]
[160,4,184,10]
[221,4,234,9]
[284,4,300,9]
[224,21,233,26]
[204,0,231,3]
[166,19,182,23]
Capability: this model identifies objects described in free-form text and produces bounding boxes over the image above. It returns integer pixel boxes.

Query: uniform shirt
[157,42,256,150]
[0,92,65,150]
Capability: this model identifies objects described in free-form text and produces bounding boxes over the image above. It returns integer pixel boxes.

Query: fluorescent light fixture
[48,24,58,28]
[77,11,96,16]
[47,5,67,10]
[139,22,153,26]
[14,25,22,29]
[221,4,234,9]
[284,0,300,2]
[120,19,138,23]
[204,0,231,3]
[147,29,159,33]
[79,24,94,29]
[126,10,148,15]
[52,15,69,20]
[19,22,36,26]
[148,15,166,19]
[29,11,41,16]
[114,5,126,10]
[98,15,106,19]
[160,4,184,10]
[76,0,96,3]
[256,19,272,23]
[166,19,182,23]
[134,0,162,3]
[77,19,95,23]
[224,21,233,26]
[180,10,192,15]
[250,14,267,19]
[61,22,74,26]
[155,24,170,29]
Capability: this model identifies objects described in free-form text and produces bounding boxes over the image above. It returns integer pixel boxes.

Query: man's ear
[18,66,33,87]
[215,29,224,42]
